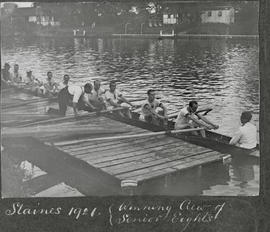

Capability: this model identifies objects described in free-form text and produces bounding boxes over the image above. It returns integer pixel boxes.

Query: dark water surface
[1,36,259,196]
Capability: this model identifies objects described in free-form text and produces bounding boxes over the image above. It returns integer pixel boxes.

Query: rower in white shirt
[90,80,106,110]
[229,111,257,149]
[58,74,70,90]
[105,80,134,118]
[141,89,168,126]
[174,100,219,137]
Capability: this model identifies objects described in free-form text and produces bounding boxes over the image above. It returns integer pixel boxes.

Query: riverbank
[2,32,259,40]
[111,33,259,40]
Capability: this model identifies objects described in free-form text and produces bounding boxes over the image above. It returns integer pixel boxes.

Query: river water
[1,36,259,196]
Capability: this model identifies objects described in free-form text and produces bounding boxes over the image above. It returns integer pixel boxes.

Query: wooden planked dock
[2,91,228,190]
[52,126,226,183]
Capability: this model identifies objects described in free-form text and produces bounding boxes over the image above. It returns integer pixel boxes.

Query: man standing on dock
[141,89,168,126]
[175,100,219,136]
[58,83,94,117]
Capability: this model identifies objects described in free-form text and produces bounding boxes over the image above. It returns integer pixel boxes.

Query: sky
[1,2,33,8]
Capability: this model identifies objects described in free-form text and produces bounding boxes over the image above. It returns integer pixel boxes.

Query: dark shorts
[58,87,73,116]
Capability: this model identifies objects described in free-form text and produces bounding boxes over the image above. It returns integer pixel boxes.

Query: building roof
[12,7,37,17]
[200,6,234,11]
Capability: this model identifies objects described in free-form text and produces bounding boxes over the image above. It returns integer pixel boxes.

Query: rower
[58,74,70,90]
[1,63,12,88]
[91,80,106,110]
[105,80,134,118]
[174,100,219,137]
[23,70,42,95]
[58,83,93,117]
[40,71,58,96]
[141,89,168,126]
[229,111,257,149]
[11,64,23,84]
[81,83,102,111]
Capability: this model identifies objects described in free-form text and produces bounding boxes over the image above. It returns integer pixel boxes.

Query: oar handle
[196,108,213,116]
[169,108,213,119]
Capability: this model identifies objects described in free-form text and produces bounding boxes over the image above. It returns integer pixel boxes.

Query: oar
[128,98,146,103]
[168,108,213,119]
[1,113,51,117]
[2,95,141,110]
[54,127,205,146]
[17,107,127,128]
[2,97,57,109]
[2,127,129,137]
[196,108,213,116]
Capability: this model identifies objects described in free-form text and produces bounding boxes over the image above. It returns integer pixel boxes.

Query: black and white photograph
[1,1,260,198]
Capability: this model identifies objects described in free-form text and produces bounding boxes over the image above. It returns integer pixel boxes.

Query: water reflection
[2,36,259,195]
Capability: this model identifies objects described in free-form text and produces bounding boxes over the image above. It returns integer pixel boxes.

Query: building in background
[0,1,258,37]
[201,7,235,24]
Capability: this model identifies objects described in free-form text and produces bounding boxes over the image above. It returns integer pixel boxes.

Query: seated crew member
[174,100,219,137]
[23,70,42,95]
[91,80,106,110]
[58,83,93,117]
[1,63,12,88]
[105,80,134,118]
[82,83,101,111]
[229,111,257,149]
[40,71,58,96]
[10,64,23,84]
[141,89,168,126]
[58,74,70,90]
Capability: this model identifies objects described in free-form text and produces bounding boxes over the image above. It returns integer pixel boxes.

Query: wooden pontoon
[2,89,235,194]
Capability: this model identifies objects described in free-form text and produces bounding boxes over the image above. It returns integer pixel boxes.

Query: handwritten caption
[5,200,226,230]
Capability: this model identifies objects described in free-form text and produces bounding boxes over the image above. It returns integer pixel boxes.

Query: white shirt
[68,85,83,103]
[231,122,257,149]
[82,92,96,104]
[58,82,68,90]
[92,88,105,100]
[105,89,122,106]
[141,99,162,116]
[175,106,193,128]
[11,71,23,83]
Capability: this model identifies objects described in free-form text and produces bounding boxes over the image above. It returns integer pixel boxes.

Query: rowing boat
[105,112,260,161]
[2,83,259,160]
